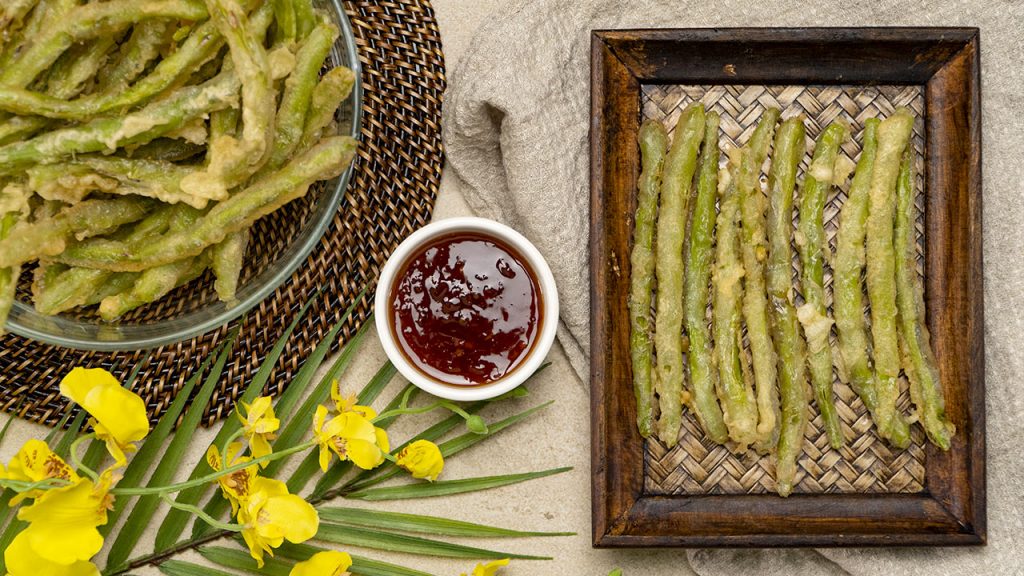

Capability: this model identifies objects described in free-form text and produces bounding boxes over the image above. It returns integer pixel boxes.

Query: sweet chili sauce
[389,231,542,386]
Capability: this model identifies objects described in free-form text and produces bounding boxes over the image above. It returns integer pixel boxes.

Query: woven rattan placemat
[641,84,928,495]
[0,0,446,427]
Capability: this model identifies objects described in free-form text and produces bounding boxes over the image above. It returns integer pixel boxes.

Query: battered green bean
[57,136,358,272]
[268,22,338,170]
[712,149,745,448]
[45,37,119,99]
[0,183,31,331]
[99,257,206,321]
[894,149,955,449]
[795,121,848,450]
[0,0,38,31]
[628,119,668,439]
[736,107,781,450]
[293,0,316,39]
[765,116,807,497]
[181,0,275,198]
[654,104,705,448]
[297,66,356,151]
[28,157,212,208]
[98,20,174,93]
[124,138,206,163]
[0,197,153,268]
[686,112,730,445]
[0,72,240,174]
[865,108,915,447]
[273,0,297,43]
[212,230,250,303]
[0,116,50,147]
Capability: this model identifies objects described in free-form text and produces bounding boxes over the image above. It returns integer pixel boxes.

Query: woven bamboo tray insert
[0,0,446,427]
[641,84,927,495]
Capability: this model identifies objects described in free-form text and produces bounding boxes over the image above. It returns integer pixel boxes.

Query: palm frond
[314,524,550,560]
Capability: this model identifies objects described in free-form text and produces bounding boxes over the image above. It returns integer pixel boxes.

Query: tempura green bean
[736,107,781,450]
[764,116,807,496]
[795,121,848,450]
[865,108,914,447]
[297,66,356,151]
[686,112,730,445]
[628,119,668,438]
[654,104,705,448]
[894,149,955,450]
[98,20,174,93]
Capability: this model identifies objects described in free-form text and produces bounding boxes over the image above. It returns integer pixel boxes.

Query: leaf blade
[314,524,549,560]
[344,467,572,502]
[318,507,573,538]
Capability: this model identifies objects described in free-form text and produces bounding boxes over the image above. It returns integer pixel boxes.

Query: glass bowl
[4,0,362,351]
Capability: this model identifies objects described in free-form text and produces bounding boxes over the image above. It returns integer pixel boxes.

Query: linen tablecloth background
[443,0,1024,574]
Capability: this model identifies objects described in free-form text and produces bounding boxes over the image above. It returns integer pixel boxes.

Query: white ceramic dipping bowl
[374,217,558,401]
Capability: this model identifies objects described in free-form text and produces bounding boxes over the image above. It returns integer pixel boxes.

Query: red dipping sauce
[388,232,542,386]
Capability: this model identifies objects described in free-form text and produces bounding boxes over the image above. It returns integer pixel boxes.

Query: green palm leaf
[158,560,236,576]
[314,524,550,560]
[318,507,573,538]
[345,467,572,502]
[155,297,317,551]
[105,331,239,570]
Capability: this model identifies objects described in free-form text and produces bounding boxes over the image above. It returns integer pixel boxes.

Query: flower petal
[289,551,353,576]
[60,368,149,446]
[5,530,100,576]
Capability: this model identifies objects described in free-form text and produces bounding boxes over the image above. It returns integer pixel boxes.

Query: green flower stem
[70,433,100,482]
[159,493,243,533]
[111,440,316,496]
[0,477,70,492]
[373,401,488,434]
[220,427,247,467]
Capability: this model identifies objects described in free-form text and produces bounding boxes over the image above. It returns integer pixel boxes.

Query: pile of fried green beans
[0,0,357,327]
[627,105,954,496]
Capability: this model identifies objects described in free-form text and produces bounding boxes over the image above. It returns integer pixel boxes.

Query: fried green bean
[654,104,705,447]
[293,0,316,39]
[45,36,119,99]
[52,206,180,271]
[0,72,240,174]
[212,229,249,303]
[865,108,915,448]
[34,268,135,316]
[628,119,668,439]
[686,112,730,445]
[124,138,206,163]
[0,0,208,90]
[795,121,849,450]
[98,20,174,93]
[0,197,153,268]
[0,116,49,146]
[0,0,38,31]
[712,149,745,448]
[273,0,297,43]
[835,120,893,443]
[297,66,356,151]
[765,117,807,497]
[57,136,357,272]
[99,257,206,321]
[181,0,275,199]
[894,149,955,449]
[736,107,781,450]
[28,157,212,208]
[267,22,338,170]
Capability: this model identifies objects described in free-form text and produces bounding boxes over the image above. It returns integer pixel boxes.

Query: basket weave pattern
[641,84,927,495]
[0,0,446,427]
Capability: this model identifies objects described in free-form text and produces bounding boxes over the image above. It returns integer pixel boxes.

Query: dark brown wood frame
[590,28,983,547]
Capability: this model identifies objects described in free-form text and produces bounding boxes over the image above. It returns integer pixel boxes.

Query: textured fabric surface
[443,0,1024,574]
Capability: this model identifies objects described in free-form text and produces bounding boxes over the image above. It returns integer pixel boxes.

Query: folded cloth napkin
[443,0,1024,574]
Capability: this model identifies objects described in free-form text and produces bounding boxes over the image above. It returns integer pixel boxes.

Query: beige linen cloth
[443,0,1024,574]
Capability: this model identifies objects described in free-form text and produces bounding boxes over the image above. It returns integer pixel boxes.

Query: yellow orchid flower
[1,439,80,504]
[396,439,445,482]
[14,473,113,567]
[237,396,280,464]
[313,406,389,472]
[4,529,100,576]
[206,442,257,515]
[331,383,377,419]
[289,550,353,576]
[59,367,149,467]
[461,559,510,576]
[238,477,319,567]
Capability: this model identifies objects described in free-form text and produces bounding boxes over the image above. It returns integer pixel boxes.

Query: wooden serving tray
[590,28,983,547]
